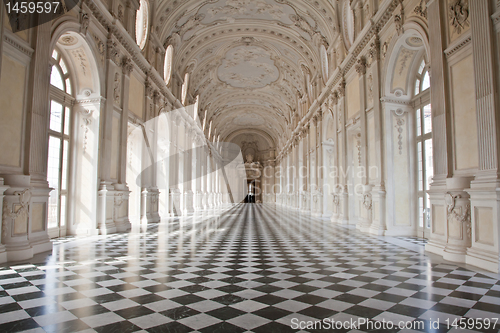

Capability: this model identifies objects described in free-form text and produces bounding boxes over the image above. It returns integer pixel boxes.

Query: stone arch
[382,24,429,100]
[50,18,103,97]
[48,24,104,235]
[224,129,276,151]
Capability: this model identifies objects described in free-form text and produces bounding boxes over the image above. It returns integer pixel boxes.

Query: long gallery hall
[0,0,500,332]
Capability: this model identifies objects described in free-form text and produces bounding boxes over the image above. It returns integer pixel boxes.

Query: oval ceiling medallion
[233,113,265,126]
[218,45,279,89]
[58,34,78,46]
[406,36,423,47]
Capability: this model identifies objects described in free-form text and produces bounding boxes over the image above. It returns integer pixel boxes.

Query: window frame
[47,48,74,238]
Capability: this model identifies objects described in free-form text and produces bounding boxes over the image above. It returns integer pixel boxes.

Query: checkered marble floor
[395,237,428,246]
[0,204,499,333]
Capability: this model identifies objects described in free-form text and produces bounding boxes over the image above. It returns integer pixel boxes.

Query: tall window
[414,59,432,238]
[135,0,149,50]
[47,49,72,237]
[164,45,173,85]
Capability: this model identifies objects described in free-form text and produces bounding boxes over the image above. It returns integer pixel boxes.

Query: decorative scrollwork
[449,0,469,35]
[362,193,372,210]
[3,189,31,232]
[414,0,427,18]
[80,109,94,152]
[445,192,471,237]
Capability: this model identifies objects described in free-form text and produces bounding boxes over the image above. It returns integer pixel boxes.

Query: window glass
[422,72,430,91]
[64,107,70,135]
[423,104,432,134]
[47,136,61,228]
[61,140,69,191]
[416,109,421,136]
[60,59,67,74]
[50,101,63,132]
[418,60,425,75]
[425,140,433,190]
[50,67,64,91]
[164,45,173,84]
[135,0,149,49]
[65,78,72,95]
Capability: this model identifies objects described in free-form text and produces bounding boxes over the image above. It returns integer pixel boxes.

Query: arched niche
[381,24,430,235]
[227,131,275,163]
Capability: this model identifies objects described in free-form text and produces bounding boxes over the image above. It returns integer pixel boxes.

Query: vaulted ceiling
[155,0,340,148]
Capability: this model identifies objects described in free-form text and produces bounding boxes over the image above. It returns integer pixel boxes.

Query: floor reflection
[0,204,498,332]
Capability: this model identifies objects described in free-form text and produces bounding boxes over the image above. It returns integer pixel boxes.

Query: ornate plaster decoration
[394,110,405,155]
[70,49,89,77]
[106,39,120,65]
[449,0,469,35]
[122,57,134,75]
[114,72,121,105]
[117,5,124,24]
[3,189,31,220]
[80,109,94,152]
[367,74,373,103]
[233,114,265,126]
[398,48,416,75]
[368,38,380,63]
[217,45,279,88]
[362,193,372,210]
[59,34,78,46]
[414,0,428,19]
[91,33,105,65]
[80,12,90,35]
[445,193,471,238]
[355,57,366,75]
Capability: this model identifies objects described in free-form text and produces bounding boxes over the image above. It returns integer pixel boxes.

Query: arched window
[164,45,173,85]
[181,72,189,105]
[414,59,432,238]
[47,48,73,237]
[135,0,149,50]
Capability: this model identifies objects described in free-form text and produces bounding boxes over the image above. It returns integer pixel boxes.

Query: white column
[367,38,387,235]
[466,0,500,273]
[183,127,194,214]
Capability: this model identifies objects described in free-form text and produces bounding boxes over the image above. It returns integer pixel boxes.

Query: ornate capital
[121,57,133,75]
[449,0,469,35]
[368,38,380,62]
[356,57,367,75]
[145,79,154,99]
[337,80,346,97]
[153,91,161,104]
[107,38,120,65]
[80,12,90,35]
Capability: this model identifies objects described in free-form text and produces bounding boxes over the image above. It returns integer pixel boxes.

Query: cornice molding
[444,34,472,58]
[3,31,34,57]
[82,0,180,108]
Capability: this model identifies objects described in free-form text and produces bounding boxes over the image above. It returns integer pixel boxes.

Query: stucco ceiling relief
[217,45,279,88]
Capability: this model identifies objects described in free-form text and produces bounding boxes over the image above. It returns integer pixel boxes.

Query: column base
[466,247,499,273]
[5,242,34,262]
[369,223,386,235]
[97,182,117,235]
[0,245,7,264]
[425,240,446,257]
